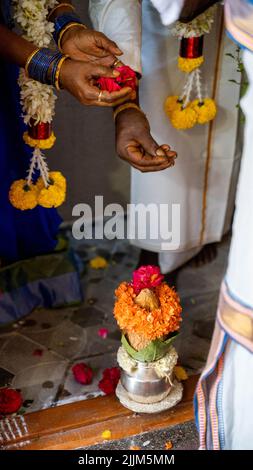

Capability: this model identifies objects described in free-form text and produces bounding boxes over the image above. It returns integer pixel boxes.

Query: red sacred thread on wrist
[180,36,204,59]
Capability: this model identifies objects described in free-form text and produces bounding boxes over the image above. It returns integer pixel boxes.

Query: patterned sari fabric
[0,4,82,324]
[225,0,253,51]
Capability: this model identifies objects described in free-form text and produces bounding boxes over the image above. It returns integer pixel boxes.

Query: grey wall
[50,1,130,221]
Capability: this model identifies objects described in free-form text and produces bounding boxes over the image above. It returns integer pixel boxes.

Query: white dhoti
[89,0,242,273]
[220,49,253,450]
[195,49,253,450]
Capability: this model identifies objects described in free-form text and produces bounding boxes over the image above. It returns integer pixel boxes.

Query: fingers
[91,65,120,79]
[138,132,161,159]
[96,33,123,57]
[86,86,133,107]
[125,145,175,172]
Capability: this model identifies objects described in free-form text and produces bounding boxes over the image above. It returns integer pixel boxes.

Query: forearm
[0,25,36,67]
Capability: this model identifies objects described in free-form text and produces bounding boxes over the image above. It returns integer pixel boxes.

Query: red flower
[0,388,23,415]
[97,77,121,92]
[132,265,164,294]
[97,65,137,93]
[115,66,137,91]
[98,328,109,339]
[98,367,120,395]
[72,363,93,385]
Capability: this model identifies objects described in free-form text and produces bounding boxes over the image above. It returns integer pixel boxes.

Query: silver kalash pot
[120,360,173,404]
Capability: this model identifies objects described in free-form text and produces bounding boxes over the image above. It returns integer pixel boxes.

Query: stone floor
[0,233,229,416]
[82,421,198,450]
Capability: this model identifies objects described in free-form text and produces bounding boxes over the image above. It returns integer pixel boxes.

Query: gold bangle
[58,22,87,52]
[113,103,142,121]
[25,48,41,76]
[54,55,70,91]
[48,3,75,20]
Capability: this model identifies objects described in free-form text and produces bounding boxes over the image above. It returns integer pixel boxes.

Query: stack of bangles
[25,47,69,90]
[48,4,87,52]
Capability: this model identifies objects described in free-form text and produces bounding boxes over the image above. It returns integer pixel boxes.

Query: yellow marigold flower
[174,366,188,381]
[23,132,56,150]
[9,180,38,210]
[191,98,217,124]
[36,172,66,192]
[178,56,204,73]
[101,430,111,440]
[89,256,108,269]
[170,107,197,130]
[49,172,66,191]
[164,96,182,118]
[38,184,66,208]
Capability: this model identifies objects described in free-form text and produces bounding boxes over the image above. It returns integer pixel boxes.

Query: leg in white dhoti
[195,48,253,451]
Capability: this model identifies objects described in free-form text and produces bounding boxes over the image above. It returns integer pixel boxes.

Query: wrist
[114,104,146,124]
[25,47,69,89]
[51,12,87,52]
[60,24,87,49]
[48,3,75,21]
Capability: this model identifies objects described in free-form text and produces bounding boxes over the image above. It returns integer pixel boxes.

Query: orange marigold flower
[114,282,182,341]
[165,440,173,450]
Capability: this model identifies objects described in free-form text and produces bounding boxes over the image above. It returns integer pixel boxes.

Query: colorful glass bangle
[25,48,65,87]
[48,3,75,20]
[53,12,83,44]
[54,55,70,91]
[58,22,87,52]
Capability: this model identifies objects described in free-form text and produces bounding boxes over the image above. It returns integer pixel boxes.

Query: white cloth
[220,50,253,450]
[89,0,142,73]
[226,50,253,308]
[89,0,241,273]
[150,0,184,25]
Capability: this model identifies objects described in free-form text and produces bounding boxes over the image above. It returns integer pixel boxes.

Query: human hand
[61,25,122,67]
[115,108,177,172]
[60,59,134,107]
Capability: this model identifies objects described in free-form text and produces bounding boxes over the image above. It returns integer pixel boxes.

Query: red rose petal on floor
[98,328,109,339]
[0,388,23,415]
[99,367,120,395]
[72,363,93,385]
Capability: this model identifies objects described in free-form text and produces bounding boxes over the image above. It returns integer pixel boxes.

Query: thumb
[99,34,123,56]
[140,133,166,158]
[92,65,120,79]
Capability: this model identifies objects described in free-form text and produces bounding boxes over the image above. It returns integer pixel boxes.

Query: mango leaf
[121,332,179,363]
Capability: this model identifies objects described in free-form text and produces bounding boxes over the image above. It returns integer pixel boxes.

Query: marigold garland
[37,182,66,208]
[114,282,182,342]
[178,56,204,73]
[165,6,217,131]
[36,171,67,191]
[9,0,66,211]
[164,95,182,117]
[190,98,217,124]
[23,131,56,149]
[9,179,38,211]
[170,106,197,130]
